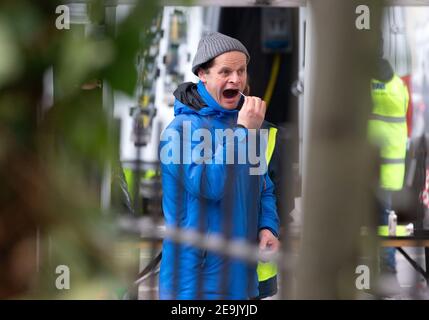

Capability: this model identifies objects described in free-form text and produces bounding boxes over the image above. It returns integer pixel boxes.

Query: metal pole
[100,6,116,212]
[296,0,381,299]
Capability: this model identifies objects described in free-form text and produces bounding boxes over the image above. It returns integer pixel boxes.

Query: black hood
[373,58,394,82]
[173,82,207,111]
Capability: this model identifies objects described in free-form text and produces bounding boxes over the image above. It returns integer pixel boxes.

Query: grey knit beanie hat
[192,32,250,75]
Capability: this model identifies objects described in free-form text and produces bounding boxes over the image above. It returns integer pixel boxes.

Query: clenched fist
[237,96,266,129]
[258,228,280,262]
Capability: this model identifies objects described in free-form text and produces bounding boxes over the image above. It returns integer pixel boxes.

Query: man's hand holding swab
[237,94,266,129]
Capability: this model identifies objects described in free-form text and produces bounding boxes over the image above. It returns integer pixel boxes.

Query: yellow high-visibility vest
[257,126,279,282]
[368,75,409,191]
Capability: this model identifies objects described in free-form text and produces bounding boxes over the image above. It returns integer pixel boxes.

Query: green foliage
[0,0,164,299]
[103,1,161,95]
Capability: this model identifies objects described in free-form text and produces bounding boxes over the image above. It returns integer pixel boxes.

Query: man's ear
[197,69,207,83]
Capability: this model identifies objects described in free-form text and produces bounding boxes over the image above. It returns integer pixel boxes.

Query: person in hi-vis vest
[240,81,287,299]
[368,57,409,274]
[256,121,287,299]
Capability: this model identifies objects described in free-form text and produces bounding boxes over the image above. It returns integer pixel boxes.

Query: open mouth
[222,89,239,99]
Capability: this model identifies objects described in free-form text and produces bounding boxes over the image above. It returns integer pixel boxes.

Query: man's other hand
[258,228,280,262]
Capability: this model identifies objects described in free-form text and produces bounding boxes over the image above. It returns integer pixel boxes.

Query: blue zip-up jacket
[159,81,279,300]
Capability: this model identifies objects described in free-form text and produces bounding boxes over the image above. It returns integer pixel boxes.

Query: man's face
[198,51,247,110]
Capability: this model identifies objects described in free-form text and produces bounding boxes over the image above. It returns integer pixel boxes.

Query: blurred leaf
[103,1,161,95]
[0,0,162,299]
[57,33,114,97]
[88,0,105,25]
[0,18,23,87]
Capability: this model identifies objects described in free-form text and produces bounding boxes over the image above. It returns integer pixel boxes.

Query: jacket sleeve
[160,121,248,201]
[258,173,280,237]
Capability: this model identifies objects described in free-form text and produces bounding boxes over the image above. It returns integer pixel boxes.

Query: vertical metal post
[100,5,116,212]
[296,0,381,299]
[101,80,114,212]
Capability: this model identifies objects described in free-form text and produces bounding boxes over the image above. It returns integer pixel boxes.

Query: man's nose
[228,72,240,83]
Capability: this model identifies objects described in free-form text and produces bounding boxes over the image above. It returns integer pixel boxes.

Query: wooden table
[380,236,429,282]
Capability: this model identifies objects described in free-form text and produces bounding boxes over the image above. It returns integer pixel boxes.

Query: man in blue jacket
[158,32,280,300]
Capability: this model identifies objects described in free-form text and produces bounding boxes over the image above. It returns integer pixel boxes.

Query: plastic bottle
[388,210,397,236]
